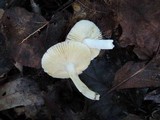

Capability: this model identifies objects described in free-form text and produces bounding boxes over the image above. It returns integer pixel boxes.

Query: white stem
[66,63,100,100]
[83,39,114,49]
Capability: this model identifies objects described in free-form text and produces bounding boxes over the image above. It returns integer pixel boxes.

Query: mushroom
[66,20,114,59]
[41,41,100,100]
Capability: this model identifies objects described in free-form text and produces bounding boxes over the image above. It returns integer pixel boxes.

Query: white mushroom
[66,20,114,59]
[41,41,100,100]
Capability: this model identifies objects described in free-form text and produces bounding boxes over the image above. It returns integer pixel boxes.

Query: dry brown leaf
[113,0,160,59]
[0,77,44,111]
[1,7,47,68]
[113,55,160,89]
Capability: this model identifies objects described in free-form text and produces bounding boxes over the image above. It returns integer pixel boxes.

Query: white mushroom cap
[41,41,100,100]
[42,41,90,78]
[67,20,102,41]
[66,20,102,59]
[66,20,115,59]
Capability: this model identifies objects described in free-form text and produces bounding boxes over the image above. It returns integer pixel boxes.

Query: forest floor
[0,0,159,120]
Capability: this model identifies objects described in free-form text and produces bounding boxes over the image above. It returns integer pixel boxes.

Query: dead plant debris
[0,0,159,120]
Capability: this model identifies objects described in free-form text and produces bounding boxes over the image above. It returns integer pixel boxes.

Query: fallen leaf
[113,0,160,59]
[80,56,123,120]
[113,55,160,89]
[1,7,47,68]
[0,77,44,111]
[43,81,84,120]
[40,11,70,49]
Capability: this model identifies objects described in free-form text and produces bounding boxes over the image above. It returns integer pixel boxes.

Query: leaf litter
[0,0,159,120]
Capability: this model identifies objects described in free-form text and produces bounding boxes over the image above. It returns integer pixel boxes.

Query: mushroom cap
[41,41,91,78]
[66,20,102,59]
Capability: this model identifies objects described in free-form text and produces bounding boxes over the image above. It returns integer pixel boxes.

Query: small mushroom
[41,41,100,100]
[66,20,114,59]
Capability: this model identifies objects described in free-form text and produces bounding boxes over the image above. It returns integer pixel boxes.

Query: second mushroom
[41,41,100,100]
[66,20,114,59]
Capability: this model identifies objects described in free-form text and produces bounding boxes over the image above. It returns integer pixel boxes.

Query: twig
[107,67,145,94]
[19,0,74,44]
[107,40,160,94]
[19,21,49,44]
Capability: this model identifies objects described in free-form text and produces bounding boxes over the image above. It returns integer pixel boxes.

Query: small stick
[19,22,49,44]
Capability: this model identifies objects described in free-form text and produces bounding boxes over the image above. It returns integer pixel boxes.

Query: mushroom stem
[66,63,100,100]
[83,39,114,49]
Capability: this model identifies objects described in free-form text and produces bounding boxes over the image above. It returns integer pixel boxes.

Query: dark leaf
[40,11,70,49]
[0,32,13,76]
[1,7,47,68]
[113,0,160,59]
[80,56,123,120]
[0,77,44,111]
[43,81,82,120]
[113,55,160,89]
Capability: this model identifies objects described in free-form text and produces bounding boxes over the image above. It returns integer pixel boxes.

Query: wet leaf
[0,77,44,111]
[144,88,160,103]
[1,7,47,68]
[113,55,160,89]
[114,0,160,59]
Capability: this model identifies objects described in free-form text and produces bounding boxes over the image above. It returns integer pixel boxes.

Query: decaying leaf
[1,7,47,68]
[69,0,116,38]
[113,0,160,59]
[0,77,44,111]
[113,55,160,89]
[144,88,160,103]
